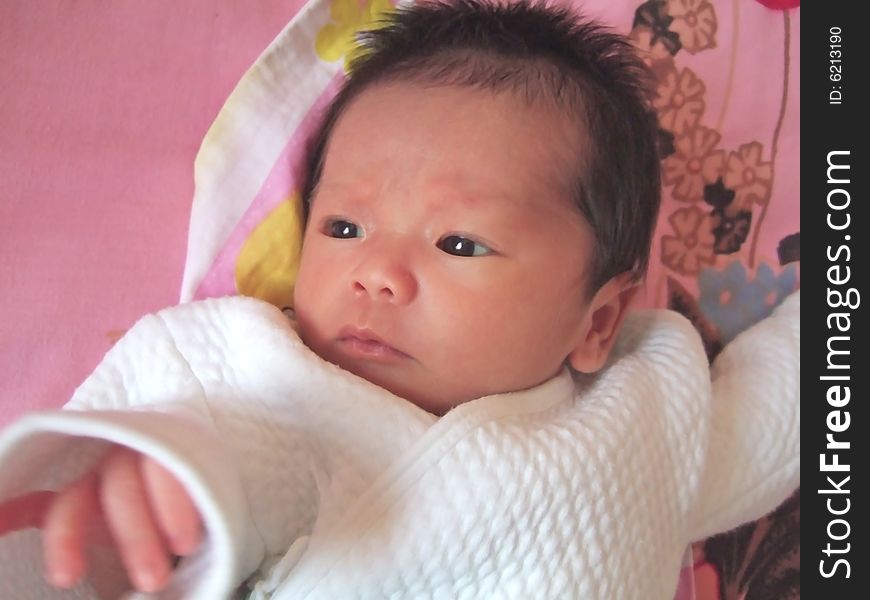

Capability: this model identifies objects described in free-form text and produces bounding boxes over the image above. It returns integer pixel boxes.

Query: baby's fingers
[0,490,55,535]
[141,456,202,556]
[42,475,99,588]
[99,450,171,592]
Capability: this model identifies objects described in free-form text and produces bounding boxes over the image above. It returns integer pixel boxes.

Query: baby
[0,1,800,599]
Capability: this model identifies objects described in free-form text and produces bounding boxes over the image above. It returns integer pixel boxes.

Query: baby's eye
[436,235,492,257]
[323,219,363,239]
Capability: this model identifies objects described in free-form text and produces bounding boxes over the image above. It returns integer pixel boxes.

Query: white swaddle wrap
[0,291,799,599]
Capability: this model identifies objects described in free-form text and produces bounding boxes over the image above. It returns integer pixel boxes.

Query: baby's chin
[334,361,468,416]
[351,368,458,416]
[296,327,484,415]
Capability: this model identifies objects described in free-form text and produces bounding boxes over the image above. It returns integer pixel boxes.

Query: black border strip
[803,2,866,596]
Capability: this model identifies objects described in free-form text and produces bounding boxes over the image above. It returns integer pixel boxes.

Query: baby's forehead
[324,81,586,203]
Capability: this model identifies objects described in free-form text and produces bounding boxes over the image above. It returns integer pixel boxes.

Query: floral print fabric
[632,1,800,598]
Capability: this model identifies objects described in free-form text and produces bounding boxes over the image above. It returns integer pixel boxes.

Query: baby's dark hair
[302,0,661,292]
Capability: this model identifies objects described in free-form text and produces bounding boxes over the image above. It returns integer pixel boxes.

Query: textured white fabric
[0,291,799,599]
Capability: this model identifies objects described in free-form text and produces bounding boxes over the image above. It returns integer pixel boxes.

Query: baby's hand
[0,446,202,592]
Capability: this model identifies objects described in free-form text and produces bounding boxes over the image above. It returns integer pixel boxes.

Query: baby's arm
[0,298,311,599]
[0,447,200,592]
[687,290,800,542]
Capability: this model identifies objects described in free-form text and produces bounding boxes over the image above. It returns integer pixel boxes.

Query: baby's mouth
[335,326,412,362]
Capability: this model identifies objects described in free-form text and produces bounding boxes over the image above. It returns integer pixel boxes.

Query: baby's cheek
[434,308,519,370]
[294,251,332,311]
[292,277,328,342]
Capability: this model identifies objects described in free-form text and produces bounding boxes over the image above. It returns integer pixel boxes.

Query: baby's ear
[568,272,638,373]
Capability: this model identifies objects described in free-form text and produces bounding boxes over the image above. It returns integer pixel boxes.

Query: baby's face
[294,82,596,414]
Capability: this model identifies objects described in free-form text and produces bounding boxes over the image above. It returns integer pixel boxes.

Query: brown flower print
[654,67,706,136]
[724,142,773,209]
[711,206,752,255]
[664,125,726,202]
[633,0,681,55]
[703,490,800,600]
[703,177,736,210]
[662,206,716,275]
[630,25,676,78]
[667,0,717,54]
[777,232,800,265]
[667,276,723,360]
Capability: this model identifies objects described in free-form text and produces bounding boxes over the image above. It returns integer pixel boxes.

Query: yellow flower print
[723,142,773,209]
[654,67,705,136]
[316,0,394,71]
[661,206,716,275]
[663,125,725,202]
[236,196,305,309]
[667,0,717,54]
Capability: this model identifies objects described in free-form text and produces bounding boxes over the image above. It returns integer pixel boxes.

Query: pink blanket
[0,0,309,425]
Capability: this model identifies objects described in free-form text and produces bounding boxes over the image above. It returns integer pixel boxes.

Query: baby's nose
[351,250,418,304]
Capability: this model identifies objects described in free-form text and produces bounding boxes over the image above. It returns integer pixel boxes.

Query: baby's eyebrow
[314,174,561,219]
[310,181,375,206]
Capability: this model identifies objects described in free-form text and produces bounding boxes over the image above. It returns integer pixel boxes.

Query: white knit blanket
[0,291,799,599]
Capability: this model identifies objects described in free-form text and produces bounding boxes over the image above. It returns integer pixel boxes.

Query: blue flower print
[698,261,798,343]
